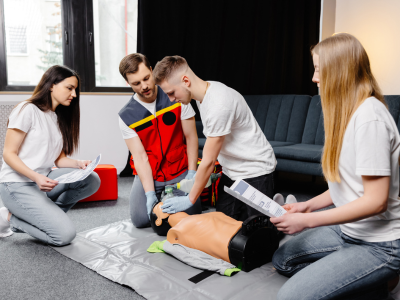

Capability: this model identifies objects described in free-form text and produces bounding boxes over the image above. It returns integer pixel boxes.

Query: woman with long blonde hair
[271,33,400,299]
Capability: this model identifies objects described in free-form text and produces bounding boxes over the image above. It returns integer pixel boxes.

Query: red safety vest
[119,87,188,181]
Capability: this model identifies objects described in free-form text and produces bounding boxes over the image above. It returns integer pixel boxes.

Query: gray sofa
[196,95,400,177]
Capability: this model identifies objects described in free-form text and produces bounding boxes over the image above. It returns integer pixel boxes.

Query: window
[0,0,138,92]
[0,0,63,89]
[6,26,27,55]
[93,0,138,88]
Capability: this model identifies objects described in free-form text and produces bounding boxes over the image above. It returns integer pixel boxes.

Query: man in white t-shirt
[153,56,276,221]
[118,54,201,228]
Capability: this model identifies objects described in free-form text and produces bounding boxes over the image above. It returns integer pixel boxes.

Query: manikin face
[51,76,78,109]
[160,79,192,105]
[126,63,157,100]
[312,54,320,88]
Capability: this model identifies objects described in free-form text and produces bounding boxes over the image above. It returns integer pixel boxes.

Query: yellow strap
[156,103,181,117]
[129,115,155,129]
[128,103,181,129]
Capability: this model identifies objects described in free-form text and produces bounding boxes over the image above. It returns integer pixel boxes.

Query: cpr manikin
[150,201,284,271]
[168,211,242,262]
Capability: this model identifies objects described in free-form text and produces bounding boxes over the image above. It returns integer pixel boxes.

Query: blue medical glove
[185,170,196,180]
[161,195,193,214]
[145,191,158,220]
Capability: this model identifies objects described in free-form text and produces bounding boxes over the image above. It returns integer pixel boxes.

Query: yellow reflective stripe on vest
[128,102,180,129]
[155,103,181,117]
[129,114,155,129]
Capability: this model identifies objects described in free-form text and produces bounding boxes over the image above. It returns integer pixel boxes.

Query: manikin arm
[181,116,198,172]
[125,136,154,193]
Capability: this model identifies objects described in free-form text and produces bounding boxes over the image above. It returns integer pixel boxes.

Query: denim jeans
[129,170,202,228]
[272,225,400,300]
[0,168,100,246]
[216,172,275,221]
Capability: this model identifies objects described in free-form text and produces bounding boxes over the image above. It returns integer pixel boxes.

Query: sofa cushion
[244,95,311,143]
[276,158,323,176]
[273,144,323,163]
[302,95,324,145]
[269,141,295,148]
[198,138,206,149]
[196,121,206,138]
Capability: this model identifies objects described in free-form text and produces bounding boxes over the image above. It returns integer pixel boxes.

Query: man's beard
[137,86,156,98]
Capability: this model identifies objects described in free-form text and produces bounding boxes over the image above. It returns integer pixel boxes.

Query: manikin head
[119,53,157,102]
[149,202,194,236]
[153,56,195,105]
[150,202,171,236]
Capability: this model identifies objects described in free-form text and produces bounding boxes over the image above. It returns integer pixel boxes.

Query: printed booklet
[224,179,287,218]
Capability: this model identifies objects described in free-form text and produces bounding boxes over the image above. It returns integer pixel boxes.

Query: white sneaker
[285,194,297,204]
[0,207,13,237]
[273,193,284,206]
[390,277,400,300]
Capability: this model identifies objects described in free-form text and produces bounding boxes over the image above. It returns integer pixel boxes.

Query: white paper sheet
[224,179,287,218]
[54,154,101,183]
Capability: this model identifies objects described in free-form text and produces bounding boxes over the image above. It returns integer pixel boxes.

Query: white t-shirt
[0,102,63,182]
[119,92,196,139]
[329,97,400,242]
[197,81,276,180]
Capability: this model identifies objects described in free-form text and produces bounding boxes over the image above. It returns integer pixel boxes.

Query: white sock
[285,194,297,204]
[273,193,284,206]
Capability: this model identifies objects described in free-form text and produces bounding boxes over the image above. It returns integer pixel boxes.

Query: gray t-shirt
[329,97,400,242]
[197,81,276,180]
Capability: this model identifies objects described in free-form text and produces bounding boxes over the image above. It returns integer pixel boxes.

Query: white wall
[0,94,130,174]
[334,0,400,95]
[320,0,336,41]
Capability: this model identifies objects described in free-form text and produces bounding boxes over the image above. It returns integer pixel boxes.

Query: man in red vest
[118,54,201,228]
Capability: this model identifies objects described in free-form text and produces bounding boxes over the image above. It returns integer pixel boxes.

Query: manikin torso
[153,203,242,262]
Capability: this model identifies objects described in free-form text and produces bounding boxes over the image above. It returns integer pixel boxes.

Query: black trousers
[216,172,275,221]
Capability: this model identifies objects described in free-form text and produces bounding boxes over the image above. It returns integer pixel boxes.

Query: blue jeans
[0,168,100,246]
[129,170,202,228]
[272,225,400,300]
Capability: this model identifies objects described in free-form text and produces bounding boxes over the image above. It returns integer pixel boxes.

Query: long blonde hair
[312,33,385,182]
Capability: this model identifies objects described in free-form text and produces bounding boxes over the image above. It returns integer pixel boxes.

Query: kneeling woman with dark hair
[0,65,100,246]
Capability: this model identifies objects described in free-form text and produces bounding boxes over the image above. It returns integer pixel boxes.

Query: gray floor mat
[52,219,288,300]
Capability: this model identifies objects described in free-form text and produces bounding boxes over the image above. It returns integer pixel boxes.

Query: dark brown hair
[153,55,188,85]
[20,65,81,156]
[119,53,151,81]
